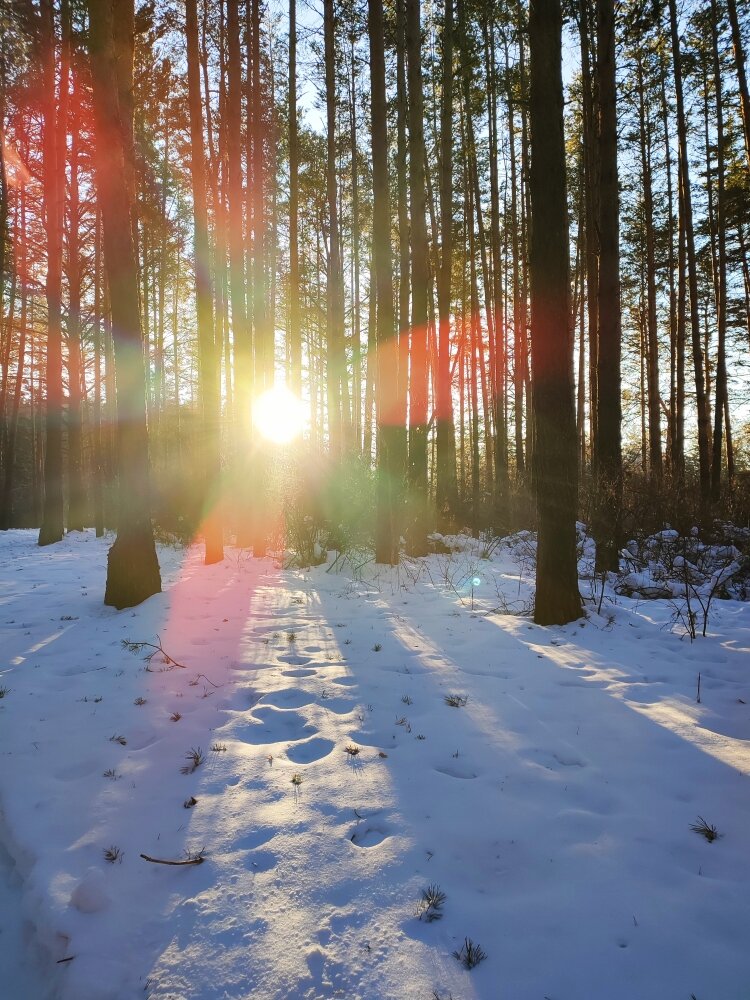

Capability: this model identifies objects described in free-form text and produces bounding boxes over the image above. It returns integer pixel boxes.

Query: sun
[252,385,306,445]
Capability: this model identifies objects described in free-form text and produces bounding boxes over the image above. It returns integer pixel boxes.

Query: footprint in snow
[286,737,335,764]
[260,687,316,710]
[434,762,480,780]
[236,706,316,745]
[349,825,390,848]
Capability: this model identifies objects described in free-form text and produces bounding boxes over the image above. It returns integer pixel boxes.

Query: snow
[1,528,749,999]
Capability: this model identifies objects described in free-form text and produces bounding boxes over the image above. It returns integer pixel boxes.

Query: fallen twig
[140,852,204,866]
[196,673,222,688]
[122,636,187,670]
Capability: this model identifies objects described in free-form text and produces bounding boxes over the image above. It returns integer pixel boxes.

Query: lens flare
[253,386,306,445]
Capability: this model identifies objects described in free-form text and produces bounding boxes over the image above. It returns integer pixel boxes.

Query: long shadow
[314,567,750,1000]
[0,531,286,999]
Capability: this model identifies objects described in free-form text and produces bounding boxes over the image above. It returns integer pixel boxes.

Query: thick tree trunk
[88,0,161,608]
[529,0,582,626]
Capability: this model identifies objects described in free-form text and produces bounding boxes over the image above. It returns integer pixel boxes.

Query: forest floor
[0,528,749,1000]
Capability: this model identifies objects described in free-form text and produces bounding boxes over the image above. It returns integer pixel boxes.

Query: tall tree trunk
[349,34,362,451]
[324,0,346,459]
[435,0,458,531]
[710,0,728,500]
[248,0,270,558]
[668,0,710,500]
[39,0,65,546]
[405,0,430,555]
[660,51,681,481]
[529,0,582,625]
[67,40,86,532]
[485,19,508,531]
[186,0,223,563]
[394,0,409,497]
[227,0,252,544]
[0,187,26,529]
[92,208,105,537]
[637,55,662,484]
[88,0,161,608]
[593,0,621,572]
[288,0,301,394]
[726,0,750,172]
[579,0,598,474]
[466,171,481,534]
[369,0,399,565]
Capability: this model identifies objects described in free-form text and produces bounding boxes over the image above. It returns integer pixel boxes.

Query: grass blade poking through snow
[416,884,447,922]
[453,937,487,969]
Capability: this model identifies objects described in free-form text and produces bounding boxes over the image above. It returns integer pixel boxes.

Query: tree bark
[435,0,458,531]
[369,0,400,565]
[405,0,430,555]
[710,0,728,500]
[668,0,710,500]
[186,0,223,563]
[288,0,301,395]
[593,0,622,573]
[39,0,65,546]
[636,54,662,484]
[529,0,582,625]
[726,0,750,172]
[88,0,161,608]
[324,0,347,459]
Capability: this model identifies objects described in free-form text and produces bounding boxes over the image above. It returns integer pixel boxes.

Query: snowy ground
[1,528,749,1000]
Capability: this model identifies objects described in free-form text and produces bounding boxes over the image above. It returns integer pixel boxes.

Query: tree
[369,0,399,565]
[668,0,710,501]
[593,0,622,571]
[87,0,161,608]
[528,0,582,625]
[38,0,65,546]
[288,0,301,394]
[405,0,430,556]
[186,0,223,563]
[435,0,458,531]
